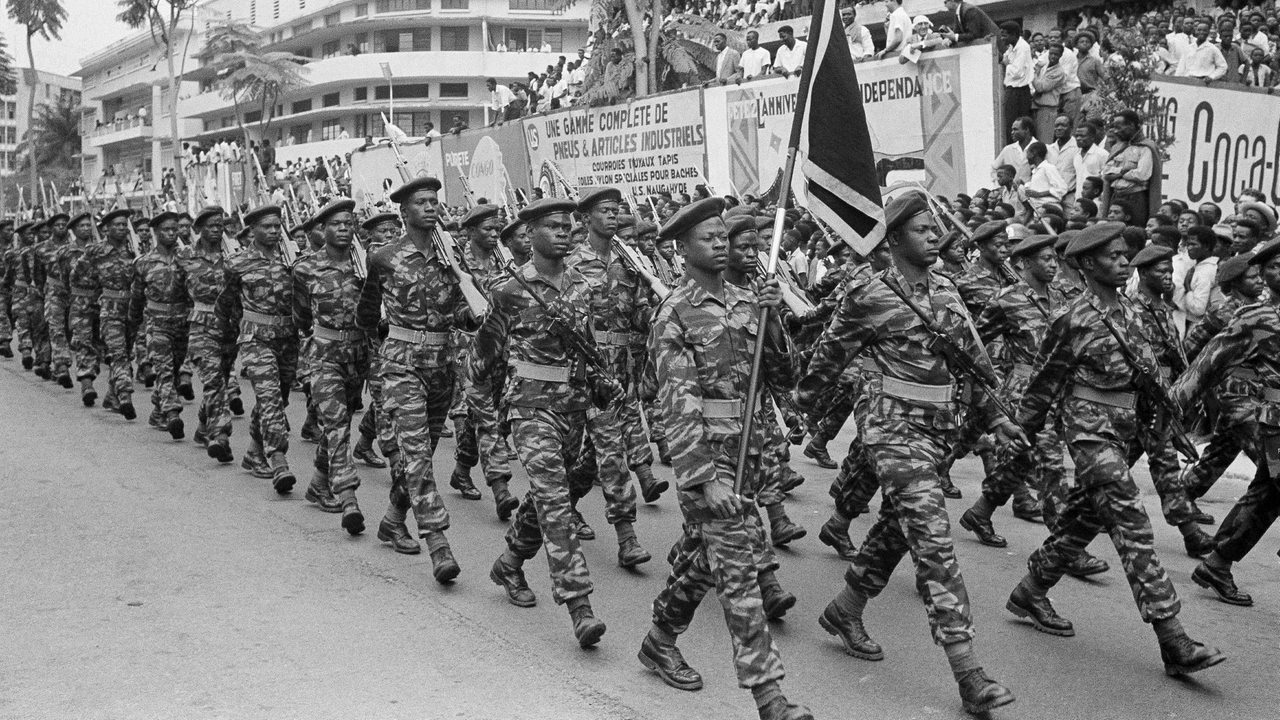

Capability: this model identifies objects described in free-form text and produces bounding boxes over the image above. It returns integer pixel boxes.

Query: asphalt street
[2,360,1278,720]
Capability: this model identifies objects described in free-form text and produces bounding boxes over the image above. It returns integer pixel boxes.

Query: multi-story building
[75,28,204,196]
[0,69,81,177]
[179,0,590,155]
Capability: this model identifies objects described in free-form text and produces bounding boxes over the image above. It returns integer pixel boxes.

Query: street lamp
[380,62,394,129]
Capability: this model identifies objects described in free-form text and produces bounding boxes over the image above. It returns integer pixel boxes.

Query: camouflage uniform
[452,240,512,491]
[1,241,20,356]
[354,237,399,461]
[799,265,1008,646]
[74,241,137,405]
[36,235,72,378]
[130,247,191,424]
[57,236,97,383]
[1180,295,1254,498]
[649,277,792,688]
[357,238,480,536]
[5,237,34,361]
[180,241,235,443]
[293,249,370,497]
[1016,292,1181,622]
[18,240,51,371]
[216,243,299,458]
[471,263,600,603]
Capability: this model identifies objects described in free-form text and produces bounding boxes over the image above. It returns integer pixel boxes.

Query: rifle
[545,162,579,202]
[756,250,813,316]
[1096,307,1199,461]
[456,169,477,210]
[613,234,670,299]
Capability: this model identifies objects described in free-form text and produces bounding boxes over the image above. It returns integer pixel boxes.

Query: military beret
[461,204,499,228]
[576,186,623,213]
[938,229,962,252]
[659,197,726,241]
[132,216,150,228]
[68,211,93,229]
[1249,237,1280,266]
[46,212,69,225]
[726,214,757,238]
[243,205,283,227]
[1130,244,1175,268]
[1216,253,1252,286]
[755,216,775,232]
[388,176,442,203]
[635,221,658,237]
[1010,234,1057,258]
[1054,230,1078,254]
[361,212,400,231]
[1065,222,1125,257]
[616,213,636,229]
[148,211,180,228]
[518,197,578,224]
[193,206,225,227]
[884,192,929,233]
[724,205,754,218]
[1240,201,1277,234]
[14,221,33,235]
[499,218,525,243]
[972,220,1008,244]
[313,198,356,226]
[177,212,193,222]
[100,209,132,226]
[288,224,309,237]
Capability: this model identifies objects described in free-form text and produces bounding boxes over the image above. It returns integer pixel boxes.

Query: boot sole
[488,567,537,608]
[342,511,366,535]
[1192,570,1254,606]
[619,552,653,569]
[818,612,884,661]
[1165,653,1226,676]
[641,480,669,503]
[376,526,421,554]
[638,649,703,691]
[304,489,344,513]
[772,528,807,547]
[433,560,461,584]
[1005,599,1075,637]
[576,620,606,648]
[273,475,297,495]
[959,514,1007,548]
[1064,563,1109,579]
[962,690,1016,715]
[764,594,797,620]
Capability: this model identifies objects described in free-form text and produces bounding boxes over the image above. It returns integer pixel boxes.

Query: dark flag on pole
[791,0,886,255]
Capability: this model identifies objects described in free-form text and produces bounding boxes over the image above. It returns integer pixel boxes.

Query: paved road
[2,361,1278,720]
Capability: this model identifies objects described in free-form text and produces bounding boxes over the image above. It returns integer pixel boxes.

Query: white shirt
[788,248,809,280]
[1046,138,1078,194]
[1166,32,1191,63]
[490,84,517,112]
[1059,47,1081,92]
[1003,37,1034,88]
[847,23,874,60]
[1072,143,1108,197]
[774,40,807,72]
[884,7,912,54]
[741,46,772,77]
[1176,40,1228,80]
[1025,162,1067,210]
[992,140,1032,182]
[1174,255,1219,326]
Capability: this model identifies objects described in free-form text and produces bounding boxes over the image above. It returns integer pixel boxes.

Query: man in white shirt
[1176,21,1227,82]
[1166,18,1192,65]
[740,30,772,77]
[1049,30,1082,122]
[992,116,1034,182]
[773,25,807,75]
[1071,119,1108,198]
[1023,141,1067,213]
[1001,22,1034,130]
[1173,225,1220,330]
[487,77,517,125]
[992,163,1030,223]
[879,0,912,58]
[1044,114,1078,200]
[843,8,874,61]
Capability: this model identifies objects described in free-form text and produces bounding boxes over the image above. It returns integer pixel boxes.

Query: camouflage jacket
[977,279,1067,367]
[179,242,232,328]
[215,241,295,344]
[1128,286,1188,376]
[799,265,1006,445]
[1184,294,1244,362]
[55,239,94,296]
[569,239,649,376]
[129,248,190,327]
[955,259,1015,317]
[73,241,137,318]
[470,263,598,419]
[0,243,15,291]
[1173,301,1280,424]
[293,248,368,363]
[16,243,40,295]
[1051,268,1087,301]
[33,238,68,295]
[462,239,504,290]
[651,277,794,492]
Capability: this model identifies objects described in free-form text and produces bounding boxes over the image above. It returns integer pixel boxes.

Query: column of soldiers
[18,177,1280,720]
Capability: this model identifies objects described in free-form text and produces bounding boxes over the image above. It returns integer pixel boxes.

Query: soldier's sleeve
[761,308,797,396]
[467,289,511,426]
[214,264,242,345]
[1016,311,1077,435]
[355,252,382,330]
[292,262,314,337]
[452,277,486,333]
[127,258,146,329]
[795,284,877,413]
[1172,311,1257,409]
[651,301,716,490]
[975,293,1009,346]
[1183,305,1228,362]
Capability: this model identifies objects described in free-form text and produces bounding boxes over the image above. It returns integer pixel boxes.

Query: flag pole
[732,0,826,495]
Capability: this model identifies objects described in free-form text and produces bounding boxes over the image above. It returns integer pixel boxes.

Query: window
[375,0,430,11]
[355,114,373,138]
[441,0,468,7]
[290,124,311,144]
[377,29,400,52]
[440,26,469,51]
[245,110,262,123]
[291,99,313,114]
[5,126,15,143]
[323,92,340,107]
[376,83,428,100]
[295,46,313,58]
[354,86,368,101]
[322,119,344,140]
[509,0,557,9]
[292,21,312,36]
[543,28,562,51]
[354,3,368,15]
[504,28,527,51]
[323,11,340,26]
[353,32,369,53]
[371,111,432,136]
[412,28,431,50]
[439,82,468,98]
[322,40,341,58]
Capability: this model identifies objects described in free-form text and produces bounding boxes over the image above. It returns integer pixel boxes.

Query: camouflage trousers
[506,407,594,604]
[145,316,190,417]
[813,380,857,443]
[755,402,792,508]
[1208,426,1274,563]
[1185,391,1257,500]
[653,451,785,689]
[983,424,1067,527]
[69,296,102,380]
[644,399,665,445]
[44,290,71,374]
[356,340,398,457]
[311,345,370,496]
[98,302,133,402]
[830,437,879,518]
[1027,439,1181,622]
[11,288,32,355]
[380,355,454,535]
[845,438,975,646]
[21,291,50,366]
[566,403,636,526]
[0,290,10,343]
[1125,426,1195,528]
[618,388,656,470]
[240,335,299,456]
[453,384,513,487]
[186,324,231,441]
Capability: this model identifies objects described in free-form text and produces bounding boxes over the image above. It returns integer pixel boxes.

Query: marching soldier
[500,218,530,266]
[797,193,1021,715]
[18,221,53,378]
[357,177,481,583]
[37,213,73,387]
[1005,222,1225,677]
[73,210,139,418]
[215,205,300,492]
[6,222,36,369]
[293,198,369,535]
[640,198,812,720]
[179,207,236,463]
[130,212,192,439]
[351,211,401,471]
[58,212,99,403]
[0,218,14,358]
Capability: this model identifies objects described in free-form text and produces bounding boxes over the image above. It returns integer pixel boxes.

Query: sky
[0,0,136,76]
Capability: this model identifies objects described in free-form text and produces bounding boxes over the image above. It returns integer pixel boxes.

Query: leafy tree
[6,0,66,207]
[18,91,80,172]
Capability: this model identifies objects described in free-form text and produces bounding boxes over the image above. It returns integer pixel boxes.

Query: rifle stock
[612,236,670,299]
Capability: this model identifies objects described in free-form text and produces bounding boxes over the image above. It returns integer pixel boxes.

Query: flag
[791,0,885,254]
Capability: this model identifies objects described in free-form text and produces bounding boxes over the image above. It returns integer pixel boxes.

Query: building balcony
[87,116,154,148]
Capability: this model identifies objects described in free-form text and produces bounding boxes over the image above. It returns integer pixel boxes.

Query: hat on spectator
[1065,222,1125,257]
[659,197,726,241]
[388,176,442,203]
[1131,244,1175,268]
[517,197,578,224]
[1216,254,1252,286]
[1240,201,1276,234]
[576,187,623,213]
[460,204,499,229]
[1211,223,1234,242]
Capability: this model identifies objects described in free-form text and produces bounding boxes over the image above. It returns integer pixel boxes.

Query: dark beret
[726,214,757,238]
[288,225,309,237]
[616,213,636,229]
[1249,237,1280,267]
[14,221,33,235]
[576,186,623,213]
[68,212,93,229]
[0,218,13,228]
[884,192,929,233]
[243,205,283,227]
[1130,244,1175,268]
[755,216,775,232]
[518,197,578,224]
[635,221,658,237]
[1216,253,1252,286]
[193,206,225,227]
[389,176,442,203]
[1065,222,1126,257]
[361,212,400,231]
[131,216,150,228]
[47,213,69,225]
[659,197,726,241]
[148,211,180,228]
[177,212,193,222]
[100,209,132,226]
[938,229,962,252]
[461,204,499,228]
[972,220,1008,244]
[313,198,356,226]
[1010,234,1057,258]
[499,218,525,243]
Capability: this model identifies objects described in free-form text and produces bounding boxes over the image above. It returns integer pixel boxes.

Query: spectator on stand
[773,25,807,75]
[1166,17,1193,66]
[992,115,1035,182]
[1031,44,1067,140]
[1216,19,1246,84]
[1024,141,1068,214]
[878,0,913,59]
[843,7,875,62]
[741,30,773,77]
[1102,109,1161,227]
[1074,31,1106,118]
[712,32,743,83]
[487,78,519,124]
[940,0,999,45]
[1175,21,1227,83]
[1072,119,1108,200]
[1045,114,1078,201]
[1242,47,1274,87]
[1001,22,1035,130]
[1050,28,1083,122]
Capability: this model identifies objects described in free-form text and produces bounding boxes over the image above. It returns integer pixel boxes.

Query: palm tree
[6,0,66,209]
[116,0,199,198]
[0,33,15,96]
[19,92,80,171]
